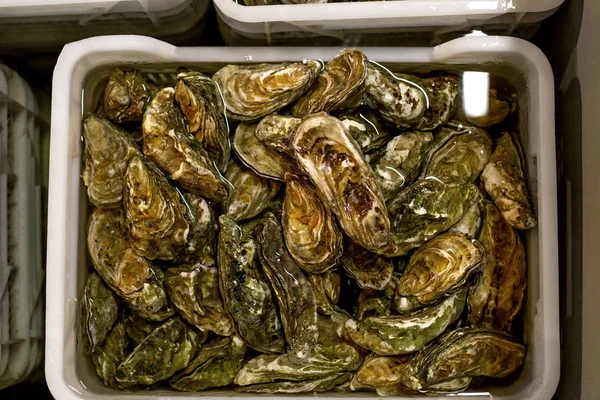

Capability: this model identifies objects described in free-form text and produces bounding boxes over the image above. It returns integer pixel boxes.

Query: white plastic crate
[0,0,210,49]
[0,65,47,390]
[46,34,559,400]
[214,0,564,45]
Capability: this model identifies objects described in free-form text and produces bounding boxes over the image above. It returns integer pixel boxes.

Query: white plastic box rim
[46,35,559,400]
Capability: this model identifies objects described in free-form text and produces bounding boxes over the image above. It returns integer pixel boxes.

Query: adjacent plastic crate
[0,0,210,50]
[46,35,559,400]
[0,65,47,390]
[214,0,564,45]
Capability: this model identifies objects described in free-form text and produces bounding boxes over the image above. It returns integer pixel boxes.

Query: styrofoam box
[214,0,564,45]
[46,35,559,400]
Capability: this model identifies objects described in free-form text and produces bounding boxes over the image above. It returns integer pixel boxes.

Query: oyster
[339,109,391,154]
[123,313,159,346]
[354,273,398,321]
[165,263,234,336]
[82,116,141,207]
[481,132,537,230]
[239,373,351,394]
[257,214,318,358]
[401,328,526,391]
[344,287,467,355]
[293,112,392,254]
[115,318,200,387]
[449,195,483,239]
[92,321,129,388]
[180,192,218,266]
[213,61,320,121]
[123,266,176,322]
[171,335,246,391]
[223,159,281,222]
[394,232,483,314]
[124,155,190,260]
[142,87,228,201]
[421,122,492,184]
[255,114,301,158]
[103,68,152,123]
[354,355,413,395]
[282,174,343,273]
[417,74,460,131]
[217,215,286,353]
[465,88,511,129]
[424,377,472,394]
[468,202,527,333]
[387,178,480,256]
[175,71,230,171]
[341,236,394,290]
[372,131,433,201]
[233,122,303,180]
[309,272,339,315]
[292,49,367,117]
[81,272,119,354]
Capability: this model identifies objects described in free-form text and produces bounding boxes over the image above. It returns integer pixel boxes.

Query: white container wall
[214,0,564,46]
[46,34,559,400]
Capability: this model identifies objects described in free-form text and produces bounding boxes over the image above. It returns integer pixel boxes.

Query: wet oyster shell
[401,328,526,390]
[115,318,200,387]
[103,68,152,123]
[170,335,247,391]
[124,155,190,260]
[282,174,343,274]
[122,266,176,322]
[421,122,492,184]
[465,89,511,129]
[92,321,129,388]
[255,114,301,158]
[142,87,228,201]
[217,215,286,354]
[82,116,141,207]
[179,192,218,266]
[416,74,460,131]
[424,377,472,394]
[292,49,367,117]
[239,372,351,394]
[344,288,467,355]
[165,263,234,336]
[341,237,394,290]
[394,232,483,314]
[481,132,537,230]
[387,178,480,256]
[309,271,341,315]
[257,214,318,358]
[293,112,392,254]
[468,202,527,333]
[449,194,483,239]
[339,109,392,154]
[123,313,160,346]
[81,272,119,354]
[234,122,303,180]
[175,71,230,171]
[372,131,433,201]
[213,61,320,121]
[223,159,281,222]
[354,354,413,395]
[354,272,399,321]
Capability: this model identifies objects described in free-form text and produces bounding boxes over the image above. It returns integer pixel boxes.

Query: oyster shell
[292,49,367,117]
[465,89,511,129]
[239,372,351,393]
[344,287,467,355]
[234,122,303,180]
[468,202,527,333]
[124,155,190,260]
[175,71,230,171]
[339,109,392,154]
[354,273,398,321]
[449,194,483,239]
[417,74,460,131]
[481,132,537,230]
[123,313,159,346]
[394,232,483,314]
[255,114,301,158]
[213,61,320,121]
[142,87,228,201]
[372,131,433,201]
[282,174,343,273]
[309,271,341,315]
[115,318,200,387]
[424,377,472,394]
[81,272,119,354]
[341,236,394,290]
[354,354,413,395]
[180,192,218,266]
[82,116,141,207]
[92,321,129,388]
[122,266,176,322]
[257,214,318,358]
[421,122,492,184]
[293,112,392,254]
[217,215,286,353]
[170,335,247,391]
[223,159,281,222]
[401,328,526,391]
[165,263,234,336]
[103,68,152,123]
[387,178,480,256]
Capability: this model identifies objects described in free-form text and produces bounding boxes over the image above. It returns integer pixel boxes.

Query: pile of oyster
[81,49,533,395]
